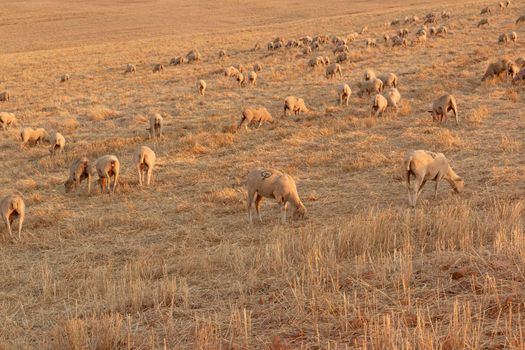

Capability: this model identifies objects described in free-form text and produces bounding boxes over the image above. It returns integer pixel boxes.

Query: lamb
[403,150,464,207]
[246,167,306,224]
[499,33,509,44]
[516,15,525,24]
[325,63,342,79]
[64,157,92,194]
[169,56,186,65]
[383,88,401,110]
[0,91,10,102]
[392,36,408,48]
[363,69,376,81]
[134,146,156,186]
[370,94,388,117]
[429,94,458,124]
[152,64,164,73]
[95,155,120,194]
[339,84,352,106]
[253,62,263,72]
[125,64,136,73]
[358,78,384,96]
[1,193,25,240]
[480,7,491,15]
[20,127,49,147]
[509,31,517,43]
[218,49,226,58]
[238,107,274,130]
[477,18,490,27]
[60,74,70,82]
[186,49,201,63]
[148,113,163,139]
[284,96,308,116]
[0,112,17,130]
[379,73,398,89]
[49,132,65,155]
[248,71,257,86]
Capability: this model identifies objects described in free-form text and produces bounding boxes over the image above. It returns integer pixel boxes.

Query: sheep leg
[417,179,428,196]
[146,167,152,186]
[137,164,143,186]
[112,172,119,194]
[254,194,263,223]
[87,173,92,195]
[346,97,349,106]
[339,95,343,105]
[3,214,13,239]
[247,191,255,224]
[434,179,440,199]
[17,211,24,240]
[280,202,288,223]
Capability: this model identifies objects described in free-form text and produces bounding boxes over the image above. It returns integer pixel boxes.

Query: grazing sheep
[285,39,300,48]
[383,88,401,110]
[1,194,25,240]
[325,63,342,79]
[429,26,437,35]
[348,32,359,41]
[273,40,283,49]
[336,52,348,63]
[224,66,240,78]
[499,33,509,44]
[516,15,525,24]
[482,59,517,81]
[152,64,164,73]
[0,91,10,102]
[398,28,409,37]
[238,107,274,130]
[512,67,525,83]
[49,132,65,155]
[339,84,352,106]
[363,69,376,81]
[480,7,491,15]
[95,155,120,194]
[267,41,275,50]
[302,46,312,55]
[322,56,331,66]
[358,78,384,96]
[248,71,257,86]
[197,80,206,96]
[414,33,427,45]
[333,44,350,54]
[424,13,436,24]
[186,49,201,63]
[509,31,517,43]
[284,96,308,116]
[235,72,246,87]
[429,94,458,124]
[60,74,70,82]
[416,26,427,36]
[516,57,525,67]
[218,49,226,58]
[370,94,388,117]
[308,56,323,68]
[20,127,49,147]
[246,167,306,224]
[299,36,313,45]
[436,26,448,36]
[253,62,263,72]
[360,26,368,34]
[403,150,464,207]
[478,18,490,27]
[379,73,398,89]
[383,34,390,44]
[64,157,92,195]
[125,64,136,73]
[366,38,377,47]
[169,56,186,65]
[148,113,163,139]
[391,19,401,26]
[0,112,17,130]
[392,35,408,47]
[134,146,156,186]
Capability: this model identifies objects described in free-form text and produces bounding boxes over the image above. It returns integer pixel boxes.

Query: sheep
[424,13,436,24]
[333,44,350,54]
[267,41,275,50]
[233,63,244,73]
[414,33,427,45]
[436,26,448,36]
[148,113,163,139]
[125,64,136,73]
[516,15,525,24]
[498,1,504,10]
[169,56,186,65]
[253,62,263,72]
[509,31,517,43]
[299,36,313,45]
[366,38,377,48]
[238,107,274,131]
[416,26,427,36]
[499,33,509,44]
[339,84,352,106]
[336,52,348,63]
[95,155,120,194]
[370,94,388,117]
[360,26,368,34]
[482,59,517,81]
[506,0,511,6]
[363,69,376,81]
[152,64,164,73]
[134,146,156,186]
[480,7,491,15]
[383,34,390,44]
[383,88,401,110]
[20,127,49,147]
[186,49,201,62]
[429,94,458,124]
[1,194,25,240]
[403,150,464,207]
[196,80,206,96]
[477,18,490,27]
[358,78,383,97]
[0,91,10,102]
[429,26,437,35]
[284,96,308,116]
[392,35,408,48]
[248,71,257,86]
[64,157,92,195]
[379,73,398,89]
[302,46,312,56]
[60,74,70,82]
[285,39,299,48]
[224,66,240,79]
[391,19,401,26]
[49,132,65,155]
[253,42,261,50]
[308,57,323,68]
[246,167,306,224]
[325,63,342,79]
[0,112,17,130]
[348,32,359,41]
[322,56,331,65]
[516,57,525,67]
[218,49,226,58]
[512,67,525,83]
[441,10,451,19]
[398,28,409,37]
[273,40,283,49]
[235,72,246,87]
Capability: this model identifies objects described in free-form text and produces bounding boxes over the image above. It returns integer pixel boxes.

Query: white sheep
[383,34,390,44]
[284,96,308,116]
[370,94,388,117]
[0,112,17,130]
[248,71,257,86]
[197,80,206,96]
[482,59,517,81]
[403,150,464,207]
[20,127,49,147]
[308,57,323,68]
[49,132,65,155]
[1,193,25,240]
[64,157,92,194]
[238,107,274,130]
[125,64,136,73]
[60,74,70,82]
[148,113,163,139]
[436,26,448,36]
[430,94,458,124]
[134,146,156,186]
[358,78,383,96]
[414,33,427,44]
[152,64,164,73]
[0,91,10,102]
[339,84,352,106]
[363,69,376,81]
[246,167,306,224]
[325,63,342,79]
[95,155,120,194]
[516,57,525,67]
[333,44,350,54]
[506,0,511,7]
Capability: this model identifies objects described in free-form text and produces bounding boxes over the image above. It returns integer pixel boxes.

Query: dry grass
[0,0,524,349]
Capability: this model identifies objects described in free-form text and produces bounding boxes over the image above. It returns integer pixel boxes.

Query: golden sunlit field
[0,0,524,348]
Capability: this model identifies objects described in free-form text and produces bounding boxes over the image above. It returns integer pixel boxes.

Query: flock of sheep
[0,1,523,238]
